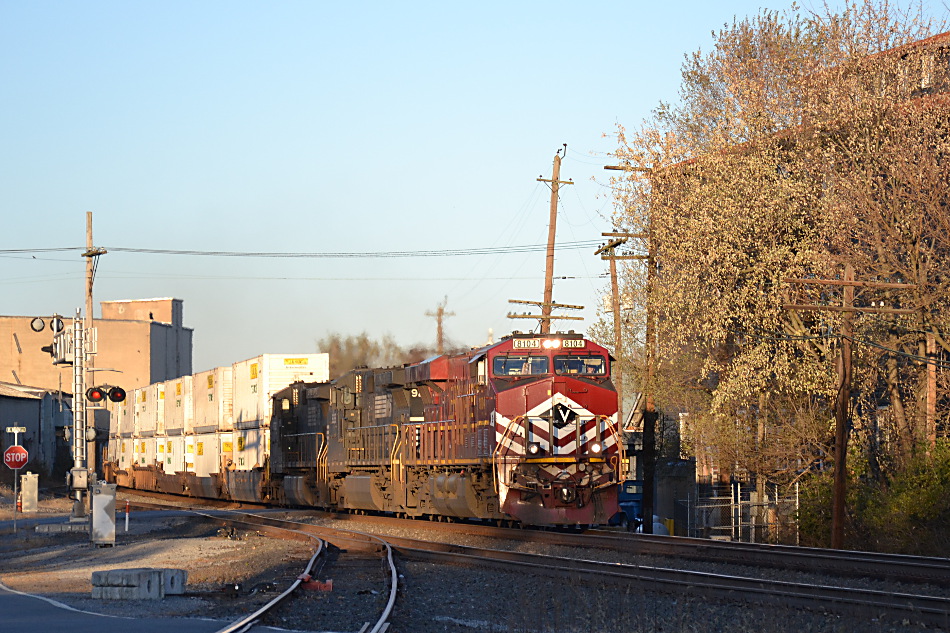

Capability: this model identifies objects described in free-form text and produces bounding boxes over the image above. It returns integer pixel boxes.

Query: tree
[603,0,949,502]
[316,332,439,378]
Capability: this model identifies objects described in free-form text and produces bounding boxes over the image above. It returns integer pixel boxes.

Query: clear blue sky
[2,1,939,372]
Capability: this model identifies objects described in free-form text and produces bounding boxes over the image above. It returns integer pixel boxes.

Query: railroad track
[312,510,950,586]
[125,500,397,633]
[130,501,950,629]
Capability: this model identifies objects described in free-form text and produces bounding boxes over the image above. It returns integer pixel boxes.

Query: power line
[102,241,602,259]
[0,247,82,254]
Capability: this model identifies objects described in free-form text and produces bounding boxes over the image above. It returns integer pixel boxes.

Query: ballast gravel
[0,491,944,633]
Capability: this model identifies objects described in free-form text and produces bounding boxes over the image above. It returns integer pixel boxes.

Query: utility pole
[784,267,916,549]
[833,265,854,551]
[425,296,455,355]
[537,144,573,334]
[603,162,655,533]
[510,146,580,333]
[642,236,657,534]
[83,213,106,480]
[595,231,649,435]
[74,212,106,518]
[926,328,937,455]
[507,299,583,331]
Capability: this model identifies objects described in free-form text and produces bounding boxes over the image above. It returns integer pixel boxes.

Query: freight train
[104,331,623,526]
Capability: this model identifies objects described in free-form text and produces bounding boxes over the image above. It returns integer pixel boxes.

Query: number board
[512,339,541,349]
[562,339,586,348]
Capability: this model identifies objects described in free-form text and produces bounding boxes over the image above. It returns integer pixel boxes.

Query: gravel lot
[0,488,945,633]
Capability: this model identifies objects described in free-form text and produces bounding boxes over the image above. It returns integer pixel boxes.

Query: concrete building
[0,298,193,393]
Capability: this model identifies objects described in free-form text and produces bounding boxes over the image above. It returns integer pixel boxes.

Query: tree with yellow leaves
[601,1,950,548]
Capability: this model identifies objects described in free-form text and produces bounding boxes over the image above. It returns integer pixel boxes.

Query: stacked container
[164,375,193,436]
[231,354,329,471]
[193,366,233,433]
[106,352,329,483]
[232,355,329,429]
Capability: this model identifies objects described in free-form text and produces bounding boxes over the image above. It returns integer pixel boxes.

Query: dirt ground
[0,486,317,621]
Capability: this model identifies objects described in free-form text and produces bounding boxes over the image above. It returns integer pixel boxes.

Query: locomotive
[106,331,623,527]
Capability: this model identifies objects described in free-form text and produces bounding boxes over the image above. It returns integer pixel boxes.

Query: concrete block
[92,585,160,600]
[35,522,87,534]
[91,568,163,600]
[90,568,188,600]
[160,568,188,595]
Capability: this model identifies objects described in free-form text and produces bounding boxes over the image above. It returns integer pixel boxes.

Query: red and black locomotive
[271,331,622,526]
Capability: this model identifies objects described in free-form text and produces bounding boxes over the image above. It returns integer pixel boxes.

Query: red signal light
[108,386,127,403]
[85,387,106,402]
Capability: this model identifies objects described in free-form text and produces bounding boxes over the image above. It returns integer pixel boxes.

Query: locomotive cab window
[553,354,607,376]
[493,355,549,376]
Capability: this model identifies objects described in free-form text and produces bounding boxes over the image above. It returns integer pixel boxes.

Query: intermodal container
[193,366,233,432]
[232,354,329,430]
[164,376,193,435]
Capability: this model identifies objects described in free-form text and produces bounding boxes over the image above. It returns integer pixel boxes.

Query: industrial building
[0,297,193,392]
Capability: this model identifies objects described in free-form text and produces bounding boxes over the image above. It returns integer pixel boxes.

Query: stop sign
[3,445,28,470]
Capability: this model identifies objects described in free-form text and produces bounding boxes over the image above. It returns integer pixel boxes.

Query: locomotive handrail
[316,433,328,484]
[389,424,403,483]
[491,415,522,494]
[603,414,626,476]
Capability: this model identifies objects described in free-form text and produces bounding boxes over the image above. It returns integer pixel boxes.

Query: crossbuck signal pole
[784,266,916,549]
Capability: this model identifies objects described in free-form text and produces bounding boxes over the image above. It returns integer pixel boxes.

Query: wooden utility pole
[641,237,657,533]
[784,268,916,549]
[831,265,854,550]
[507,299,583,330]
[927,329,937,454]
[595,232,649,437]
[537,145,573,334]
[603,162,655,533]
[425,296,455,355]
[82,212,107,481]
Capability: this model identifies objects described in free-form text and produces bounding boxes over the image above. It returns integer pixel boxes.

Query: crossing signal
[85,386,126,403]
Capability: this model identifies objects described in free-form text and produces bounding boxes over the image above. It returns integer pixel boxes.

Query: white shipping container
[131,387,147,437]
[232,354,329,430]
[144,383,165,436]
[133,437,156,467]
[164,376,194,435]
[193,433,220,477]
[220,431,234,469]
[161,436,186,474]
[114,398,134,437]
[193,366,233,432]
[234,426,269,471]
[118,438,132,470]
[184,435,196,472]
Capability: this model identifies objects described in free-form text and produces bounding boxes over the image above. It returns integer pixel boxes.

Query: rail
[125,499,398,632]
[214,532,325,633]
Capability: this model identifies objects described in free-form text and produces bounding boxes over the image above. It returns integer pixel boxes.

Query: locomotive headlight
[542,339,561,349]
[589,441,603,455]
[527,442,543,456]
[558,486,577,504]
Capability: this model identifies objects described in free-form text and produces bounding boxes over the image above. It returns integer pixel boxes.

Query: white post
[12,469,18,535]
